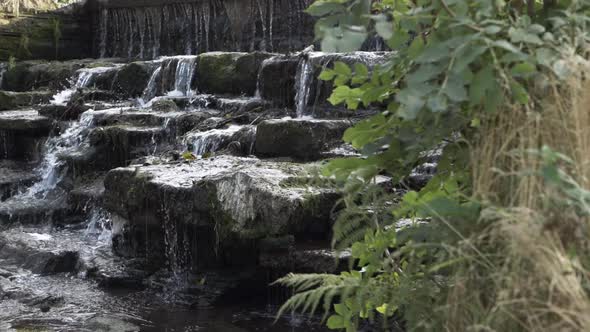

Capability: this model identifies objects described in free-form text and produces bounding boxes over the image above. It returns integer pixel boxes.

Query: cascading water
[0,63,6,89]
[169,57,197,97]
[23,111,95,198]
[141,65,162,103]
[294,56,314,118]
[97,0,315,59]
[186,125,243,156]
[51,66,120,106]
[140,56,198,105]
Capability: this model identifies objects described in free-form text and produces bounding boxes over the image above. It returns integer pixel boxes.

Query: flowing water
[0,63,6,89]
[186,125,243,156]
[23,112,94,199]
[51,66,120,106]
[97,0,315,59]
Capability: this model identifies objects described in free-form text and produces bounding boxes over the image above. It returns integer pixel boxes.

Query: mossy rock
[112,62,152,97]
[2,60,82,91]
[151,98,178,113]
[0,90,52,111]
[196,52,274,96]
[255,119,352,160]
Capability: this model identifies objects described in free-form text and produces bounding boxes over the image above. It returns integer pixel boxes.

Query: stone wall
[90,0,316,59]
[0,2,92,61]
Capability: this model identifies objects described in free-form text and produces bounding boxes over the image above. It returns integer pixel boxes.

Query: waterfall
[96,0,316,59]
[84,208,113,246]
[294,56,314,118]
[141,65,162,103]
[0,63,6,89]
[140,56,198,105]
[23,111,95,199]
[170,57,197,97]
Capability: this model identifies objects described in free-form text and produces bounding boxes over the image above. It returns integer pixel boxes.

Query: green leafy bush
[278,0,590,330]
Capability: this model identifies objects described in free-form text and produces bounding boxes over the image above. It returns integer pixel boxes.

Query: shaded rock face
[255,118,352,160]
[259,55,299,106]
[0,110,54,161]
[103,156,338,270]
[0,90,53,110]
[197,52,273,95]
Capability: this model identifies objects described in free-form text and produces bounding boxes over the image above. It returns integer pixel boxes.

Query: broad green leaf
[334,61,352,76]
[318,69,336,81]
[469,65,495,106]
[327,315,346,329]
[510,62,536,77]
[508,27,543,45]
[427,94,448,112]
[510,80,529,104]
[407,63,445,84]
[443,76,468,102]
[416,42,450,63]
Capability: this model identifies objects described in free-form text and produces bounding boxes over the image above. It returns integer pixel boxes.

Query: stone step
[254,118,353,160]
[0,109,55,161]
[1,59,125,92]
[0,160,38,201]
[0,195,70,225]
[0,91,53,111]
[60,124,175,176]
[103,156,339,270]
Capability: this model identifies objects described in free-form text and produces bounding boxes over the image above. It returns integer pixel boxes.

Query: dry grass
[444,60,590,332]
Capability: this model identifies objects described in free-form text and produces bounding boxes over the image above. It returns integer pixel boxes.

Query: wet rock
[0,231,81,275]
[0,110,54,161]
[1,60,125,92]
[64,125,171,174]
[260,248,351,273]
[175,110,220,134]
[85,316,140,332]
[112,62,153,97]
[216,97,269,116]
[38,102,90,121]
[103,156,339,269]
[2,61,78,92]
[258,55,299,106]
[183,125,256,156]
[196,52,274,95]
[0,160,38,201]
[255,118,352,160]
[71,88,123,103]
[91,108,178,128]
[0,195,70,225]
[68,176,106,214]
[150,98,179,113]
[0,90,53,111]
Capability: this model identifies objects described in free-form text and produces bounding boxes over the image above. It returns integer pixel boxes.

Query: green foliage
[278,0,590,330]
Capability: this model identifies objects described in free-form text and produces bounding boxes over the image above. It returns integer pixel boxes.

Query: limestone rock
[0,91,52,110]
[255,118,352,160]
[196,52,274,95]
[103,156,338,269]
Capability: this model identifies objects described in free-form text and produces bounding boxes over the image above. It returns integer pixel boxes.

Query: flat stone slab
[0,229,81,275]
[0,91,53,111]
[0,195,69,225]
[0,110,53,132]
[255,118,352,160]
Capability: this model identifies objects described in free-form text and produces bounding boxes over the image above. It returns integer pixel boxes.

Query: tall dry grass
[444,59,590,331]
